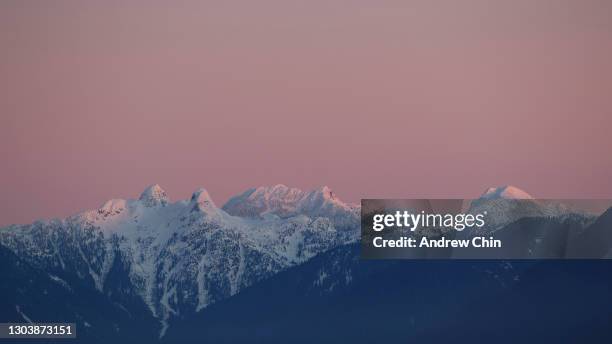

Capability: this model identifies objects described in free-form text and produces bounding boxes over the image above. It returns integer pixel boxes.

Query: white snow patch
[15,305,32,323]
[48,274,72,291]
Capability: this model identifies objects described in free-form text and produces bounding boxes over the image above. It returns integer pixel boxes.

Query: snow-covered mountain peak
[300,186,333,200]
[252,184,303,198]
[307,186,336,201]
[466,186,577,231]
[100,199,128,213]
[222,184,357,222]
[190,188,218,212]
[222,185,306,218]
[139,184,169,207]
[481,186,533,200]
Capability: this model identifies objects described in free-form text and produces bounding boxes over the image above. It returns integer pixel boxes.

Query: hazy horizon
[2,0,612,226]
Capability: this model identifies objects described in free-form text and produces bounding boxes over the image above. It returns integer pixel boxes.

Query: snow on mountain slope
[222,184,306,218]
[139,184,169,207]
[467,186,578,231]
[223,185,358,225]
[481,186,534,200]
[2,183,592,338]
[0,184,359,337]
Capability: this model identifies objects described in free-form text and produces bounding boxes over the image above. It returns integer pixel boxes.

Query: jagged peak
[299,186,350,213]
[222,184,302,218]
[250,184,302,197]
[310,186,335,200]
[222,184,357,221]
[100,199,127,212]
[481,185,533,200]
[266,184,291,191]
[191,188,216,208]
[139,184,169,207]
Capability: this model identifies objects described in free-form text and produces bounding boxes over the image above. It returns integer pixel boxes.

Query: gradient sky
[1,0,612,225]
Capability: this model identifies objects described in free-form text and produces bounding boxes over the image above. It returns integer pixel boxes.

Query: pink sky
[1,0,612,225]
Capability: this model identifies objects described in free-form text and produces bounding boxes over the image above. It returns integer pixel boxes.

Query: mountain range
[1,184,611,343]
[0,184,359,339]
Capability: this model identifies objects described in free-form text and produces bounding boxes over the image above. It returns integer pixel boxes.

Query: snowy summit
[480,185,533,200]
